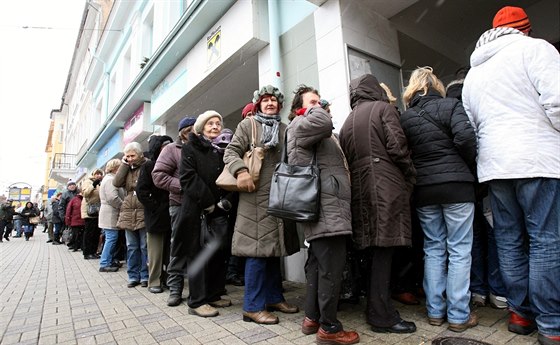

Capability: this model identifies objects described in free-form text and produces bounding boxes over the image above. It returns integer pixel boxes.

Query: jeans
[470,201,506,297]
[244,257,284,312]
[125,228,148,283]
[53,223,62,240]
[417,202,474,324]
[489,178,560,336]
[100,229,119,268]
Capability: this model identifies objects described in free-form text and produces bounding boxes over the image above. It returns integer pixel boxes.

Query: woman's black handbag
[267,131,320,222]
[87,203,101,217]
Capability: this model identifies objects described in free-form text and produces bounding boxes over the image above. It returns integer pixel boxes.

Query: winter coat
[58,188,77,224]
[224,117,295,257]
[44,198,54,222]
[113,157,147,231]
[136,136,172,234]
[463,29,560,182]
[152,141,183,206]
[65,195,85,227]
[287,107,352,242]
[51,200,63,224]
[98,173,125,230]
[175,132,233,256]
[339,74,416,249]
[81,174,102,219]
[401,89,477,187]
[20,205,39,226]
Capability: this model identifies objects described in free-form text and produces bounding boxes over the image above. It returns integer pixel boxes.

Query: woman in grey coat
[98,159,125,272]
[223,85,299,325]
[287,86,359,345]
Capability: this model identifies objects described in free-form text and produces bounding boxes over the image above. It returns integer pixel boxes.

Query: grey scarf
[254,113,281,149]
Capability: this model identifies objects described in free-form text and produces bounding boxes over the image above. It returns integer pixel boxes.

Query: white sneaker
[471,293,486,307]
[489,294,507,309]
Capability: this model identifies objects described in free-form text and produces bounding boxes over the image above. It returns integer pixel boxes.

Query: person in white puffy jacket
[462,6,560,344]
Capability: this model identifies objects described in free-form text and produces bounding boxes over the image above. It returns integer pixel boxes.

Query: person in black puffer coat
[136,135,174,293]
[400,66,478,333]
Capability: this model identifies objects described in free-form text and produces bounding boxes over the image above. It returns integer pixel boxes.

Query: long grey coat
[98,173,125,230]
[287,107,353,242]
[224,117,295,257]
[339,74,416,249]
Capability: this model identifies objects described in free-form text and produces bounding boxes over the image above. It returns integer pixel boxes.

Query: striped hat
[493,6,531,33]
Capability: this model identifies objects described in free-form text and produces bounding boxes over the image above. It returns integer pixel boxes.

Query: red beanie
[493,6,531,33]
[241,103,255,119]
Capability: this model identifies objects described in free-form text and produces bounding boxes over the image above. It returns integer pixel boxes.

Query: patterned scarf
[254,113,281,149]
[475,27,524,49]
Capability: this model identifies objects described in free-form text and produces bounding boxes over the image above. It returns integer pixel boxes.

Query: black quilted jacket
[400,89,477,187]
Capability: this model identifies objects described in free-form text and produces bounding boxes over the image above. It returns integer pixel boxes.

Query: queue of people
[2,6,557,345]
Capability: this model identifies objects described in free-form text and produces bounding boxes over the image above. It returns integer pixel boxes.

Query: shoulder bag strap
[412,105,452,139]
[249,116,257,149]
[282,127,317,166]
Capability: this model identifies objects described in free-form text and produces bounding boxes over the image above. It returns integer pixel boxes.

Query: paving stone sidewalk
[0,229,539,344]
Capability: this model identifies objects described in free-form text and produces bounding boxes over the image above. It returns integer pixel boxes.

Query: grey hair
[123,142,143,155]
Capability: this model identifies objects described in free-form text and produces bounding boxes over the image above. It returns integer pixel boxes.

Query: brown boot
[302,317,320,335]
[242,310,279,324]
[316,328,360,345]
[266,301,299,314]
[448,313,478,332]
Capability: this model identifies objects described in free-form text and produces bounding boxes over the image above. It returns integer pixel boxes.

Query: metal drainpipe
[267,0,283,89]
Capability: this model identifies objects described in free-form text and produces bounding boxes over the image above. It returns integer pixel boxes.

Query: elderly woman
[400,66,477,332]
[81,168,104,260]
[287,85,359,345]
[113,142,148,288]
[178,111,236,317]
[224,85,299,325]
[20,201,40,241]
[99,159,125,272]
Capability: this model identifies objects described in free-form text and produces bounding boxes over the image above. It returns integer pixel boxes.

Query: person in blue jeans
[98,159,125,273]
[113,142,149,287]
[463,6,560,343]
[400,67,478,332]
[469,196,507,309]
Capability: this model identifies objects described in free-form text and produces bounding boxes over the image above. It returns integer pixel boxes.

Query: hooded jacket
[287,107,352,242]
[463,29,560,182]
[339,74,416,248]
[113,155,147,231]
[136,135,173,234]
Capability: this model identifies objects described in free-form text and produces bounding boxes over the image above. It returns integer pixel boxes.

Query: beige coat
[224,117,296,257]
[98,173,125,230]
[81,174,102,219]
[113,158,146,231]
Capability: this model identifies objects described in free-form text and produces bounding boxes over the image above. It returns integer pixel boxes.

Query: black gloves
[93,180,101,188]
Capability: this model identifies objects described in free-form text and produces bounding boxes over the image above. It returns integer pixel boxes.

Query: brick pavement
[0,229,539,344]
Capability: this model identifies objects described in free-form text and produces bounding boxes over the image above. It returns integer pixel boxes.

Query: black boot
[166,274,184,307]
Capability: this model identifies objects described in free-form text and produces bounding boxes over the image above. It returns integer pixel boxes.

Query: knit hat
[252,85,284,112]
[493,6,531,33]
[67,181,76,187]
[194,110,223,134]
[178,116,197,131]
[241,102,255,118]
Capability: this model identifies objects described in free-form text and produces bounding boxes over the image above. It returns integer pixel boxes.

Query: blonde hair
[105,158,121,174]
[402,66,446,106]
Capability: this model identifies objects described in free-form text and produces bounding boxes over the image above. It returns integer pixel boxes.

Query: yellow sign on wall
[207,26,221,66]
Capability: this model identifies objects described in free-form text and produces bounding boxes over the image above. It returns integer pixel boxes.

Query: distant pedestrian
[20,201,40,241]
